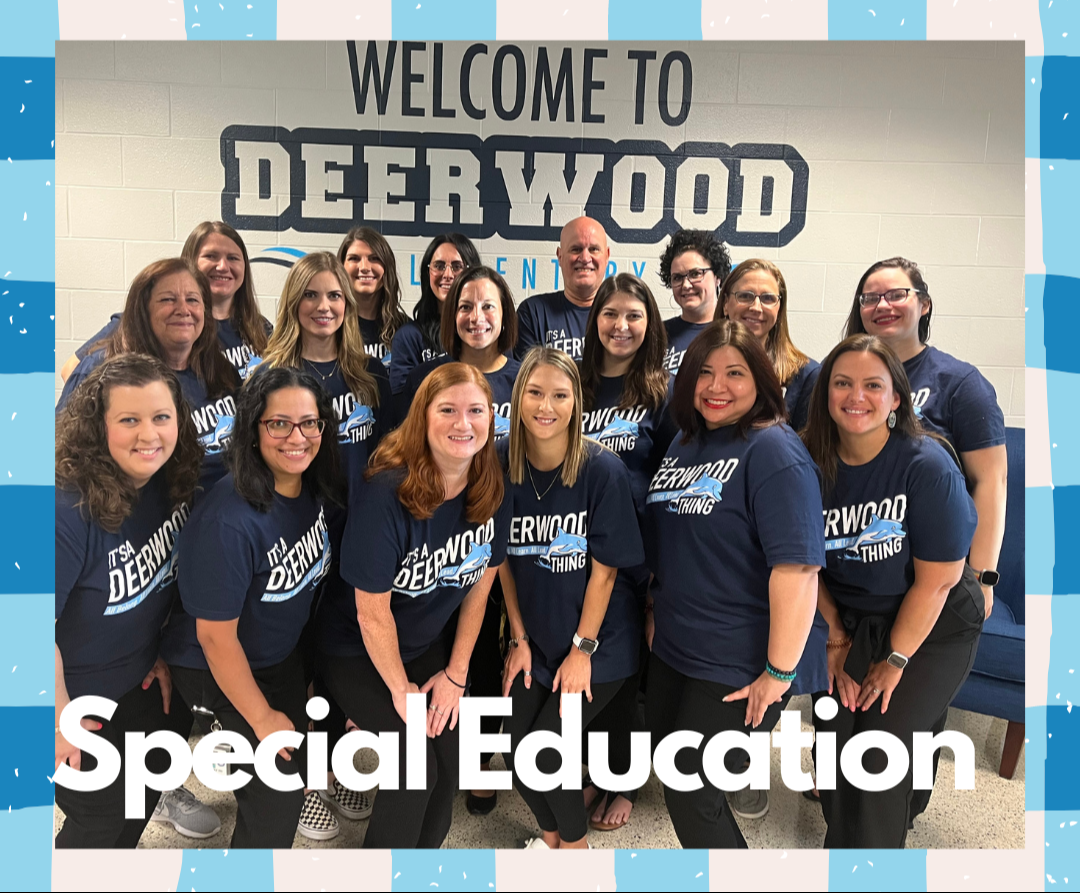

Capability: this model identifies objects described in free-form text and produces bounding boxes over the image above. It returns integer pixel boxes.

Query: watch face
[577,637,598,655]
[887,652,908,670]
[979,569,1000,587]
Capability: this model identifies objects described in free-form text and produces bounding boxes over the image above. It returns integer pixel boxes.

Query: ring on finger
[872,688,881,694]
[524,670,531,677]
[436,708,446,716]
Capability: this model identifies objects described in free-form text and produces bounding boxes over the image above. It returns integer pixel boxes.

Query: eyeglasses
[731,290,780,307]
[431,260,465,274]
[260,418,326,439]
[670,268,710,288]
[857,287,921,308]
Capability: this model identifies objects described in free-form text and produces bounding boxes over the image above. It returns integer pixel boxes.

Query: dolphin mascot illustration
[438,541,493,587]
[845,514,907,558]
[536,527,588,569]
[666,473,724,511]
[339,404,375,442]
[201,415,235,454]
[596,416,640,441]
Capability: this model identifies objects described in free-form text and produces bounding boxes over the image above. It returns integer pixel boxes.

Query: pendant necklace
[304,357,339,382]
[525,453,563,502]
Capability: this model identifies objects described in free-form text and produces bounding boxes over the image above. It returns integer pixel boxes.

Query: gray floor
[54,699,1025,850]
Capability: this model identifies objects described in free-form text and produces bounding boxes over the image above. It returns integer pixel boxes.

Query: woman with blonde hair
[716,258,819,431]
[500,347,643,849]
[316,362,510,848]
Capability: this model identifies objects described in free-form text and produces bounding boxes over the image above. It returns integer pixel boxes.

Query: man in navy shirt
[514,217,610,362]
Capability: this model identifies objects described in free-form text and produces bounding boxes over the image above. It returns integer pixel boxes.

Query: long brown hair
[103,258,239,400]
[262,252,381,407]
[56,354,202,532]
[441,265,518,358]
[801,334,923,491]
[580,273,669,413]
[843,256,933,344]
[336,226,408,351]
[366,363,503,523]
[717,258,810,388]
[182,221,269,354]
[671,319,786,443]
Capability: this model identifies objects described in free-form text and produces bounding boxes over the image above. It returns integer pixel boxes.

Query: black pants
[584,641,648,806]
[815,570,984,848]
[645,652,788,849]
[503,674,625,843]
[170,650,308,849]
[467,581,505,766]
[55,677,193,848]
[318,638,458,849]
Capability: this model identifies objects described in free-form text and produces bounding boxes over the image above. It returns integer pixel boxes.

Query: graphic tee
[56,472,190,700]
[358,315,392,370]
[165,475,332,670]
[662,317,710,376]
[644,423,825,688]
[514,291,593,362]
[821,433,977,616]
[389,321,446,394]
[502,442,644,686]
[320,470,511,662]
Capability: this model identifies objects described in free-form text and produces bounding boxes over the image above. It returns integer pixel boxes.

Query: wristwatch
[886,650,910,670]
[974,568,1000,587]
[573,633,599,655]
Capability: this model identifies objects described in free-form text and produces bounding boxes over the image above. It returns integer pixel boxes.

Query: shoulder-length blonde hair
[717,258,810,388]
[262,252,381,407]
[56,354,202,532]
[182,221,269,355]
[507,347,591,489]
[366,362,503,522]
[336,227,408,351]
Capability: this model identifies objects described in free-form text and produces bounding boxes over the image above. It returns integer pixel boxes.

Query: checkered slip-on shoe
[298,790,340,841]
[319,779,373,820]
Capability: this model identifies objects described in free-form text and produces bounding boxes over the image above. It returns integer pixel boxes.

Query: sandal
[589,792,632,832]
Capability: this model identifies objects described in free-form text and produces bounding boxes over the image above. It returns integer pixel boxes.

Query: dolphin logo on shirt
[339,404,375,442]
[665,473,723,511]
[493,412,511,439]
[596,416,640,441]
[200,415,234,454]
[536,527,588,570]
[240,355,264,381]
[381,351,392,368]
[438,541,492,587]
[845,514,906,559]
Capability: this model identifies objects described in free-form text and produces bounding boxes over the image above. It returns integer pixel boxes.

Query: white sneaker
[298,790,340,841]
[150,787,221,839]
[524,837,551,849]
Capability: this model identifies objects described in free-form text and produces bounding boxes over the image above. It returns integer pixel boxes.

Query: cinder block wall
[55,40,1024,428]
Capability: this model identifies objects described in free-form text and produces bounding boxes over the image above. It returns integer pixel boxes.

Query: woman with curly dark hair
[337,226,409,369]
[389,234,481,393]
[161,366,344,848]
[54,354,205,848]
[58,258,241,491]
[657,229,732,376]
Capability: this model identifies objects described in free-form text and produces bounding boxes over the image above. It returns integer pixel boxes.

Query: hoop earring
[887,411,897,429]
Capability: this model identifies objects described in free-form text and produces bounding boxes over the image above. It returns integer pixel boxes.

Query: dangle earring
[887,410,897,429]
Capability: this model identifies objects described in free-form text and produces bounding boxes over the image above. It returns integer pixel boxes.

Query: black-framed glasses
[260,418,326,439]
[670,268,710,288]
[431,260,465,274]
[857,287,921,308]
[731,290,780,307]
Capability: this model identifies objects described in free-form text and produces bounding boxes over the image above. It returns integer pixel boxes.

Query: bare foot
[594,794,632,828]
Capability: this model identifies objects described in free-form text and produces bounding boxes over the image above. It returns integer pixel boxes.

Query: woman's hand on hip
[723,671,790,729]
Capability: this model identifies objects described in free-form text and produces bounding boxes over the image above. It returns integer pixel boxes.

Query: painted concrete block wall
[55,40,1024,427]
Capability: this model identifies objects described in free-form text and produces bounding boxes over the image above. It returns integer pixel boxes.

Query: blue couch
[950,426,1025,778]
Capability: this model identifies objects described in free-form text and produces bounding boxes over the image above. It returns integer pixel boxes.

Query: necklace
[304,358,339,381]
[525,454,564,502]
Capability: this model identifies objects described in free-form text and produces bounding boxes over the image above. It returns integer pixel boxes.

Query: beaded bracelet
[508,633,529,648]
[443,669,466,689]
[765,660,797,683]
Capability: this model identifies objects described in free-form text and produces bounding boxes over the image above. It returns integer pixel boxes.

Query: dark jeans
[815,569,984,848]
[503,674,625,843]
[54,677,193,848]
[318,637,459,849]
[645,652,788,849]
[170,650,308,849]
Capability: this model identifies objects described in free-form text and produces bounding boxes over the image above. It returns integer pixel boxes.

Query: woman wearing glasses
[716,259,820,432]
[390,234,481,393]
[657,230,733,377]
[163,366,343,848]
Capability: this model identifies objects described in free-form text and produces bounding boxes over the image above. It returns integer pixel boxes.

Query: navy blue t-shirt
[662,317,710,376]
[74,313,271,380]
[821,433,977,617]
[323,469,511,662]
[644,423,826,688]
[59,351,236,493]
[358,315,393,371]
[164,474,332,670]
[904,346,1005,453]
[56,473,190,700]
[514,291,592,362]
[582,374,678,512]
[502,441,644,687]
[390,321,446,394]
[784,359,821,433]
[403,356,521,441]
